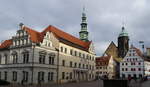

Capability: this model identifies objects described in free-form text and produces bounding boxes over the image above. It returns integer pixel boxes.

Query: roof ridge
[43,25,90,43]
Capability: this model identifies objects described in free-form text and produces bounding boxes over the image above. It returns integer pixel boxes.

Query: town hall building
[0,10,96,84]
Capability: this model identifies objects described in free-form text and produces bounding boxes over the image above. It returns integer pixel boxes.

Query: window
[92,57,94,61]
[125,68,128,71]
[12,53,18,64]
[38,72,44,82]
[74,51,77,56]
[126,63,128,65]
[39,54,45,64]
[23,51,29,63]
[96,67,98,69]
[74,62,77,68]
[139,62,141,65]
[48,42,51,47]
[133,53,135,56]
[61,47,63,52]
[4,71,7,80]
[122,68,124,71]
[129,54,131,56]
[12,71,17,81]
[49,55,55,65]
[89,56,91,60]
[139,68,141,71]
[83,64,85,69]
[79,63,81,68]
[70,61,72,67]
[62,60,65,66]
[48,72,54,81]
[86,65,88,69]
[23,71,28,82]
[70,49,73,55]
[122,63,124,66]
[79,52,81,57]
[90,65,92,70]
[86,55,89,59]
[70,72,72,79]
[62,72,65,79]
[83,54,85,58]
[65,48,67,53]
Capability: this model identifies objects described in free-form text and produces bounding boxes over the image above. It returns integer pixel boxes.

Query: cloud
[0,0,150,56]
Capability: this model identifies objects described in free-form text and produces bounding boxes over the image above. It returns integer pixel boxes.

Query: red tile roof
[23,26,43,43]
[96,56,111,66]
[130,46,143,57]
[41,25,91,50]
[0,25,91,50]
[0,39,12,49]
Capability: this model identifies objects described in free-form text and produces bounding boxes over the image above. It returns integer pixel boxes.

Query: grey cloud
[0,0,150,56]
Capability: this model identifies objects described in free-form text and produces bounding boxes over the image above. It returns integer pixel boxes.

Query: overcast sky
[0,0,150,56]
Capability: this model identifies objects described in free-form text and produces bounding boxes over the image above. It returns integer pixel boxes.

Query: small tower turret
[79,7,89,42]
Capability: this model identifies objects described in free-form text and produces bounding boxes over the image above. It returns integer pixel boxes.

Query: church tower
[79,8,89,42]
[118,26,129,58]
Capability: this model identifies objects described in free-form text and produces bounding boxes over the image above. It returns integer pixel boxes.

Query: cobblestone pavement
[0,80,103,87]
[1,80,150,87]
[141,80,150,87]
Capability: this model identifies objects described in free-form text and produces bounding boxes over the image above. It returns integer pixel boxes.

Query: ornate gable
[88,42,95,54]
[40,31,59,49]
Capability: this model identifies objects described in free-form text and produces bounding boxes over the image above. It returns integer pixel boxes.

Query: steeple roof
[119,26,129,37]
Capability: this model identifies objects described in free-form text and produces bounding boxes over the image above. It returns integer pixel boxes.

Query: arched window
[39,51,46,64]
[49,53,55,65]
[12,51,18,64]
[22,50,29,63]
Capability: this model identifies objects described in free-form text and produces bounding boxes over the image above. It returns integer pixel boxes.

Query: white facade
[144,60,150,76]
[96,56,116,79]
[0,25,96,84]
[120,46,144,79]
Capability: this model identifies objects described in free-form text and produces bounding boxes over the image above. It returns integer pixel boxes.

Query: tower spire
[79,7,89,42]
[118,24,129,58]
